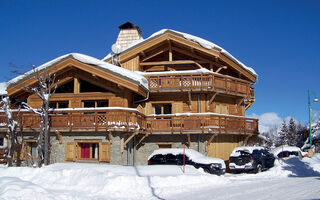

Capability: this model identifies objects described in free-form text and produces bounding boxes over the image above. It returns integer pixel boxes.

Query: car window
[152,154,165,161]
[166,154,177,161]
[237,150,251,156]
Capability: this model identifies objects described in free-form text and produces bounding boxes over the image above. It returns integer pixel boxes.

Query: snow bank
[0,155,319,200]
[104,29,257,78]
[7,53,148,91]
[0,163,228,200]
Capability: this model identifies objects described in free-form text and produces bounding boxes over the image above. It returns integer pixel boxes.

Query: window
[55,81,74,93]
[49,101,69,109]
[153,104,172,115]
[79,143,99,159]
[158,143,172,149]
[24,140,38,160]
[83,100,109,108]
[80,79,109,93]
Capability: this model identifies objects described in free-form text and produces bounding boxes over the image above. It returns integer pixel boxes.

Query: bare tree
[0,97,20,167]
[22,66,58,167]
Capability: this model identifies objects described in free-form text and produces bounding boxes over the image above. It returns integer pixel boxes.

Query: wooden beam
[187,134,191,148]
[242,134,253,146]
[141,47,169,62]
[120,137,124,153]
[74,76,80,94]
[107,131,113,144]
[55,130,63,144]
[207,93,217,110]
[237,98,245,107]
[168,40,173,61]
[205,133,217,153]
[135,134,148,147]
[140,60,203,68]
[188,91,192,111]
[124,133,136,146]
[172,46,213,63]
[215,66,227,73]
[245,102,252,110]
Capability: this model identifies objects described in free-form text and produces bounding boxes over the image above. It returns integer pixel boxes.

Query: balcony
[145,113,258,135]
[0,108,258,135]
[145,73,254,99]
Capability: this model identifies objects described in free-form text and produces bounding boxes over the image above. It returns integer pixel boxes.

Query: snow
[104,29,257,78]
[148,148,225,167]
[230,146,265,157]
[7,53,148,91]
[0,154,320,199]
[0,82,8,95]
[147,112,258,120]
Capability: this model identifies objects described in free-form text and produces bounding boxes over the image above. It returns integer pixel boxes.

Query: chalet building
[0,22,258,165]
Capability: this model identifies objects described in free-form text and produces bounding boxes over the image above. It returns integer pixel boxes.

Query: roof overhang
[7,54,148,98]
[105,29,257,83]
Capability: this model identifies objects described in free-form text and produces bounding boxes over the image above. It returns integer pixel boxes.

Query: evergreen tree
[278,119,289,146]
[287,118,297,146]
[296,122,307,147]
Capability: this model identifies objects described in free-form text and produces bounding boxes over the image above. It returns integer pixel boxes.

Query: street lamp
[308,90,318,150]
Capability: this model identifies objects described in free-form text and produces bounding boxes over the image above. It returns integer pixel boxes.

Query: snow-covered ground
[0,154,319,200]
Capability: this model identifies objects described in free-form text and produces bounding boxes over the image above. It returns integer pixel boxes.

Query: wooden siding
[208,135,242,161]
[27,92,131,109]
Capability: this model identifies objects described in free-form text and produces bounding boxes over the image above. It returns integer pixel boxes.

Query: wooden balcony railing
[0,108,145,133]
[145,113,258,135]
[145,73,254,99]
[0,109,258,135]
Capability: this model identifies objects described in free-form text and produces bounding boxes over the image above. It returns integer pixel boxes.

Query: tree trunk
[44,103,50,166]
[7,136,14,167]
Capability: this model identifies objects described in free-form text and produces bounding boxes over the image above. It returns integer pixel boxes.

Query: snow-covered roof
[7,53,149,91]
[0,82,8,96]
[104,29,257,78]
[271,146,302,157]
[230,146,265,157]
[148,148,225,167]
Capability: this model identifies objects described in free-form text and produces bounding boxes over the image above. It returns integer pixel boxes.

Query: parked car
[148,148,226,175]
[271,146,304,159]
[229,146,275,173]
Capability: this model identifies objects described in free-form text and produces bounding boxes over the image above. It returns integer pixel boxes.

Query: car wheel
[255,164,263,173]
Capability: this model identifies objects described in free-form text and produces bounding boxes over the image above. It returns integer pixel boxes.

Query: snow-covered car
[229,146,275,173]
[147,148,226,175]
[271,146,304,159]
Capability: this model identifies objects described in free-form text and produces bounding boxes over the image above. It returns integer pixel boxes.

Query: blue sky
[0,0,319,125]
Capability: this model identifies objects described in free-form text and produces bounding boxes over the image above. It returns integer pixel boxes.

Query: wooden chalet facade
[0,23,258,165]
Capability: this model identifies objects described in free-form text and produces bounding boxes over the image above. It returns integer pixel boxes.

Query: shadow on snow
[282,157,320,177]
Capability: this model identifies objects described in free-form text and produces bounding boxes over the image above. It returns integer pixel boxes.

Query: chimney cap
[118,22,142,35]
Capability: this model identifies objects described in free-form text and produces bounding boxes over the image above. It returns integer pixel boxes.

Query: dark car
[229,146,275,173]
[148,148,226,175]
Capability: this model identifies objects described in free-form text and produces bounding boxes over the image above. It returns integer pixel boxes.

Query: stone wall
[48,132,208,166]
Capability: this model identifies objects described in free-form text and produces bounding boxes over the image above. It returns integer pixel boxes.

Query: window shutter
[99,142,110,162]
[65,142,76,161]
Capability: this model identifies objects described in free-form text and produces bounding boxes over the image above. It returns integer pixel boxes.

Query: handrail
[0,109,258,134]
[145,73,254,99]
[145,114,258,134]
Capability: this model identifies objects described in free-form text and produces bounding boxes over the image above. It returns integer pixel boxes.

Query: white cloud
[247,112,295,134]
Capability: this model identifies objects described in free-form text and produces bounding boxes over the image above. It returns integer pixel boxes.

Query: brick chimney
[116,22,142,50]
